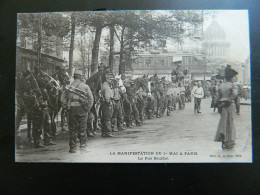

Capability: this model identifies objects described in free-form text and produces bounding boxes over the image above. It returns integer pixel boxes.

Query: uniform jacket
[158,82,165,95]
[102,81,113,102]
[112,87,121,101]
[61,79,93,110]
[193,87,204,99]
[175,87,181,96]
[191,86,198,97]
[180,86,186,95]
[166,87,174,96]
[126,85,137,100]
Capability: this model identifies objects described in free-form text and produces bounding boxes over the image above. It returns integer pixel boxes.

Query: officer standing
[61,69,93,153]
[100,73,115,137]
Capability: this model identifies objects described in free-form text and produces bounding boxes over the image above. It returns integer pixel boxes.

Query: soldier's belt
[70,102,81,107]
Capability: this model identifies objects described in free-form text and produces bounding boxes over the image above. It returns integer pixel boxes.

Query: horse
[15,70,47,145]
[34,70,61,137]
[52,68,71,131]
[85,66,115,134]
[128,75,151,125]
[15,71,35,143]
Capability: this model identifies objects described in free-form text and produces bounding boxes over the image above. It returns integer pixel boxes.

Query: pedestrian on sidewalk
[193,81,204,113]
[215,65,239,150]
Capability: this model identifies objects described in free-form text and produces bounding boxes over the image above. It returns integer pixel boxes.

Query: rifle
[65,86,88,100]
[65,85,91,112]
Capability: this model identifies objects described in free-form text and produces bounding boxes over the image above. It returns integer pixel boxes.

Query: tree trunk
[119,25,125,75]
[80,33,86,76]
[109,25,115,69]
[126,29,134,72]
[69,13,76,76]
[91,25,102,75]
[37,14,42,70]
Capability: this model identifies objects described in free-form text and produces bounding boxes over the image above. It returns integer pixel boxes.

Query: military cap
[105,72,115,80]
[74,69,83,76]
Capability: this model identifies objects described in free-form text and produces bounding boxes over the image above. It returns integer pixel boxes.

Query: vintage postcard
[15,10,251,163]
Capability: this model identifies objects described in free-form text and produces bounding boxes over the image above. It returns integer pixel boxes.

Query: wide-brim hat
[225,65,238,79]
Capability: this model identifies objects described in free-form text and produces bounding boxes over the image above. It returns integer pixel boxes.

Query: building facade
[16,46,64,75]
[203,21,230,57]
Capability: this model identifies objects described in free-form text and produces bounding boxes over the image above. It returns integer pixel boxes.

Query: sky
[203,10,250,62]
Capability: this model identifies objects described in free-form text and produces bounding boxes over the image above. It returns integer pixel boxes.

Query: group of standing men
[16,68,199,153]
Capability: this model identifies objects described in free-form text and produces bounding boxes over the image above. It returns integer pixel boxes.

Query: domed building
[203,21,230,56]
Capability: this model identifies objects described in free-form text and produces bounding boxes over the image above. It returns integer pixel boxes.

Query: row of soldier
[61,70,193,153]
[16,66,194,153]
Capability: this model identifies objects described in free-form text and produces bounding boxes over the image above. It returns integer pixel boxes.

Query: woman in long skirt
[215,65,239,150]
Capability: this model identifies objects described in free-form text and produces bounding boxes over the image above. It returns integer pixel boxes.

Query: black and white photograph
[15,10,251,163]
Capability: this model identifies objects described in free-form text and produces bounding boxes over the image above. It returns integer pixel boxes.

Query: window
[145,58,151,67]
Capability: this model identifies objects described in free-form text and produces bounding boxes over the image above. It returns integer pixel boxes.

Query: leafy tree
[17,13,70,69]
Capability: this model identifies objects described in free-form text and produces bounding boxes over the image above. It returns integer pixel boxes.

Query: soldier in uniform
[171,83,177,110]
[152,76,162,118]
[136,86,147,125]
[100,73,115,137]
[166,82,174,116]
[125,79,142,126]
[112,79,125,131]
[146,78,155,119]
[61,69,94,153]
[175,83,183,110]
[179,83,186,109]
[160,77,167,116]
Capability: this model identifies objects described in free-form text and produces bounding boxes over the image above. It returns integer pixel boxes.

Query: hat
[74,69,83,76]
[129,79,135,85]
[105,73,115,80]
[225,65,238,79]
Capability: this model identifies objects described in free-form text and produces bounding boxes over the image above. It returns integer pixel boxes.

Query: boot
[35,143,45,148]
[44,141,56,146]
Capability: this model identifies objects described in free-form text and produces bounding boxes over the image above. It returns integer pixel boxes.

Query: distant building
[131,52,181,80]
[203,21,230,57]
[16,46,64,75]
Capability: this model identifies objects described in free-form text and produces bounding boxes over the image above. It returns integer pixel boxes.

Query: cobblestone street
[16,98,252,163]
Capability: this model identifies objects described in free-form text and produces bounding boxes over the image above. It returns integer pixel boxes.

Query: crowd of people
[16,64,248,152]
